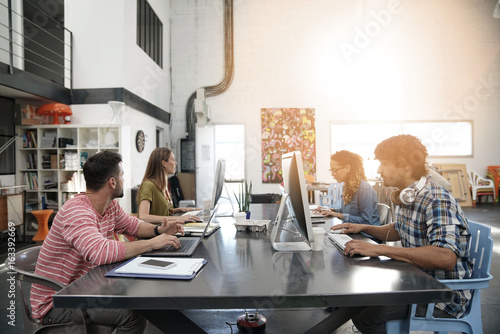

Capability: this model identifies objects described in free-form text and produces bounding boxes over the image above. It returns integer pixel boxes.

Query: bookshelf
[16,124,130,213]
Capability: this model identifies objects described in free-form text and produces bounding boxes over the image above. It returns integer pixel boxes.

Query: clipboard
[105,257,207,280]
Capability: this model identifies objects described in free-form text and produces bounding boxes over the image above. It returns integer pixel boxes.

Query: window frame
[137,0,163,68]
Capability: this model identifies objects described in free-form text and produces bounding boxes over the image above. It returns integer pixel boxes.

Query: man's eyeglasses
[329,166,345,174]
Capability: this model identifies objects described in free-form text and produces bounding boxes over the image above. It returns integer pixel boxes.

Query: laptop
[181,207,220,236]
[309,204,326,223]
[142,207,217,257]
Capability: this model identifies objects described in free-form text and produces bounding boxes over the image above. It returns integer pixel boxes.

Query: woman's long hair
[137,147,173,201]
[331,150,367,204]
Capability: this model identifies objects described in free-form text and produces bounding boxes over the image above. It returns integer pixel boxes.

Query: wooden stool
[31,209,53,243]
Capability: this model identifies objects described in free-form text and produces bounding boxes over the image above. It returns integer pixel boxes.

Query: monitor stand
[270,219,311,252]
[214,184,236,217]
[272,240,312,252]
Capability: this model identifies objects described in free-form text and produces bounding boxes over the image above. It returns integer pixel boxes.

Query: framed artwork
[261,108,316,184]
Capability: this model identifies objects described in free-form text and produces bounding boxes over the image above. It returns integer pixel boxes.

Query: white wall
[170,0,500,194]
[65,0,125,88]
[66,0,171,111]
[64,0,171,211]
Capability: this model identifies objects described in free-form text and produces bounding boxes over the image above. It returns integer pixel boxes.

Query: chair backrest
[5,246,115,334]
[467,170,475,186]
[487,165,500,179]
[377,203,391,225]
[467,221,493,280]
[14,245,41,271]
[470,170,495,187]
[386,220,493,334]
[319,182,343,209]
[9,246,65,291]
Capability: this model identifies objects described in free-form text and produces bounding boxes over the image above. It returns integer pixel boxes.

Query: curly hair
[374,134,429,179]
[331,150,366,204]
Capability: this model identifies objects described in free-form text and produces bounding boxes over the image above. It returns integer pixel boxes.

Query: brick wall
[170,0,500,191]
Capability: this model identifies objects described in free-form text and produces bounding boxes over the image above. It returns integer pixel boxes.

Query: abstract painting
[261,108,316,183]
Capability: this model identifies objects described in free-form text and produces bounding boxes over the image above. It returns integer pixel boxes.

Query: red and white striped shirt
[30,194,141,320]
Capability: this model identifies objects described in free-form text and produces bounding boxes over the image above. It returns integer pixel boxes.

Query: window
[0,97,15,175]
[330,121,473,158]
[215,124,245,181]
[214,124,245,210]
[137,0,163,67]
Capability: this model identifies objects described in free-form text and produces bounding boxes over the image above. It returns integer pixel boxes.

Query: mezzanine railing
[0,0,72,89]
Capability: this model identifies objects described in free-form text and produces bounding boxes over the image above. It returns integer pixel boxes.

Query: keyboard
[184,222,208,228]
[327,232,353,251]
[164,239,197,252]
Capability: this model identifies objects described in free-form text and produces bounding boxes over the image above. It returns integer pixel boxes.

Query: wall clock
[135,130,145,152]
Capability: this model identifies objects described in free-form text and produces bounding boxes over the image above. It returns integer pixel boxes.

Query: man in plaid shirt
[329,134,473,334]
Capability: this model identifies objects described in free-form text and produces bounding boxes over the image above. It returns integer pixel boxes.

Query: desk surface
[54,204,451,311]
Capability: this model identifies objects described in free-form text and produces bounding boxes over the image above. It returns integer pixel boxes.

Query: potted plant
[234,180,252,218]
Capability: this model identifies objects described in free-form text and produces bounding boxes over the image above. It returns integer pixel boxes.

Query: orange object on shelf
[38,103,72,125]
[31,209,53,243]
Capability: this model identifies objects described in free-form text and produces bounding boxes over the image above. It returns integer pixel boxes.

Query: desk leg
[304,307,360,334]
[140,310,206,333]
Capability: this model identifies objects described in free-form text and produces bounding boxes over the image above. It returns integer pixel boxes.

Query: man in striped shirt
[329,134,473,334]
[31,151,185,333]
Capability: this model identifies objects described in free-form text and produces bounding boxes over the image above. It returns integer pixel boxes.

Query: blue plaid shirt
[393,176,473,318]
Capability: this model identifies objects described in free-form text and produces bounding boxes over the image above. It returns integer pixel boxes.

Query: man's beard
[113,188,124,199]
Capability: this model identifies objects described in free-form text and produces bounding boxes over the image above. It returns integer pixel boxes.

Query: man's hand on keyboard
[150,234,181,250]
[342,239,380,258]
[331,223,362,234]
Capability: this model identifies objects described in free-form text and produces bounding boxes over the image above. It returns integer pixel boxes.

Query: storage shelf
[16,124,126,210]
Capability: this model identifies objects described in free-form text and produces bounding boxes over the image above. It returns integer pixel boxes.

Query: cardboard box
[14,104,49,125]
[50,155,58,169]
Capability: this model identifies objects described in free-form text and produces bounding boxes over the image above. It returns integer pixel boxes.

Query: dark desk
[53,204,452,333]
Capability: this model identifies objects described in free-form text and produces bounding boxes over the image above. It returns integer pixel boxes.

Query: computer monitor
[210,159,226,209]
[271,151,314,252]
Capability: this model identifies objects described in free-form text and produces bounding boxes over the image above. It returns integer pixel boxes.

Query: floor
[1,203,499,333]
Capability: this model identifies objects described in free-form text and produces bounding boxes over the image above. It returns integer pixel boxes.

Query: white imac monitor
[210,159,226,209]
[271,151,314,252]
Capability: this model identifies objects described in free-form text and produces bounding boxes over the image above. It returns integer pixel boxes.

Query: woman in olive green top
[137,147,200,223]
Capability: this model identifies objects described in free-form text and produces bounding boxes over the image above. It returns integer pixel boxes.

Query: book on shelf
[40,131,57,148]
[23,172,39,190]
[42,180,57,190]
[25,197,39,211]
[41,196,58,210]
[41,154,52,169]
[27,153,37,169]
[22,131,37,148]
